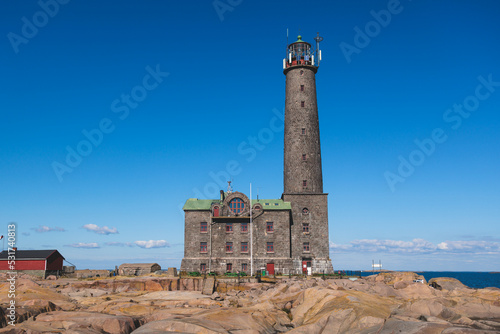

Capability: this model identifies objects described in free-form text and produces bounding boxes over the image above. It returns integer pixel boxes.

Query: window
[227,263,232,272]
[302,223,310,233]
[267,242,274,253]
[241,242,248,253]
[301,128,306,135]
[200,263,206,272]
[300,70,304,76]
[300,84,304,91]
[303,180,307,187]
[226,223,233,233]
[226,242,233,253]
[200,242,207,253]
[241,222,248,232]
[302,208,309,214]
[229,198,245,214]
[200,222,207,233]
[301,101,305,107]
[266,222,274,232]
[302,154,307,161]
[242,263,247,272]
[303,242,310,252]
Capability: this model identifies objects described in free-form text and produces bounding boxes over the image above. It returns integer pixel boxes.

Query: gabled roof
[183,198,291,211]
[0,250,64,260]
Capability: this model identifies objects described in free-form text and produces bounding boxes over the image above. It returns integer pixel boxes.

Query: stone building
[181,35,333,275]
[118,263,161,276]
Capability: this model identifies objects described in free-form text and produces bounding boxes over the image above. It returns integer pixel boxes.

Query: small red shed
[0,249,65,278]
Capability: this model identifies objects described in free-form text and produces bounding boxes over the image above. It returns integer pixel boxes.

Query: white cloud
[440,240,500,253]
[83,224,118,235]
[437,242,448,250]
[66,242,100,249]
[106,242,134,247]
[348,238,437,253]
[329,242,352,251]
[33,225,65,233]
[134,240,169,249]
[331,239,500,255]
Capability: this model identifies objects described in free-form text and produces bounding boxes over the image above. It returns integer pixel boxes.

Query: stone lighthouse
[282,34,333,274]
[180,34,333,276]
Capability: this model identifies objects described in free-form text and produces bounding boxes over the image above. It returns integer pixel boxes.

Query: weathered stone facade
[284,65,323,194]
[181,35,333,275]
[284,193,332,274]
[181,193,295,275]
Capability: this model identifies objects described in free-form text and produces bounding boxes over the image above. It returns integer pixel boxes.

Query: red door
[213,206,219,217]
[266,263,275,275]
[302,261,307,274]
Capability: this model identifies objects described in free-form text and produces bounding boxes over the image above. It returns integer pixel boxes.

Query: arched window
[229,198,245,214]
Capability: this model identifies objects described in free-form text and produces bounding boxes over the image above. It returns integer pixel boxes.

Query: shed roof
[0,250,64,260]
[183,198,291,211]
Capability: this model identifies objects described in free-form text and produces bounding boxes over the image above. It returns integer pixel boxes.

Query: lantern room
[283,34,322,71]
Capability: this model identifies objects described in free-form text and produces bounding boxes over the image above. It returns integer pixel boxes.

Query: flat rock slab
[137,291,210,301]
[1,311,136,334]
[203,277,216,295]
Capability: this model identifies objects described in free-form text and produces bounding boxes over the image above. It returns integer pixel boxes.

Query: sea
[357,271,500,289]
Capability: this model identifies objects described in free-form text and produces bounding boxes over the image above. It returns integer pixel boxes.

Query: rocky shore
[1,272,499,333]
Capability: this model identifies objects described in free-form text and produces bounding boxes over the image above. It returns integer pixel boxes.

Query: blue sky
[1,0,499,271]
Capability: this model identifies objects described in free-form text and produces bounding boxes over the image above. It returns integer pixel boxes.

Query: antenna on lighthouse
[314,32,323,65]
[286,28,289,58]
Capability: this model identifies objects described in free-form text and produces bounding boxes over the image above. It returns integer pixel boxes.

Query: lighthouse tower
[283,34,333,274]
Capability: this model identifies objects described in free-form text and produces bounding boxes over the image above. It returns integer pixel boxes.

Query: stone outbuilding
[118,263,161,276]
